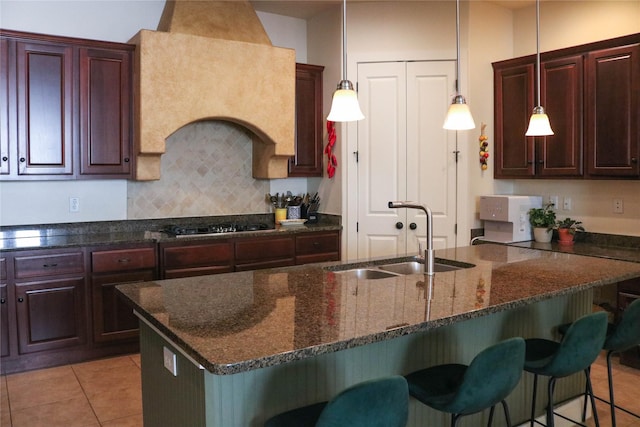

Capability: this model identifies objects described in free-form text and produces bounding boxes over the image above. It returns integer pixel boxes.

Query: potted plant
[528,203,556,243]
[555,217,585,245]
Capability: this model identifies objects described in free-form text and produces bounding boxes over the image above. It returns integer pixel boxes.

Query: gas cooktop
[164,223,273,237]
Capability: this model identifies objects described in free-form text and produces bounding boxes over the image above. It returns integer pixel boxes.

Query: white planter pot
[533,227,553,243]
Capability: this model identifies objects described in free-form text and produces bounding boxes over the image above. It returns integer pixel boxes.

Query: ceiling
[249,0,536,19]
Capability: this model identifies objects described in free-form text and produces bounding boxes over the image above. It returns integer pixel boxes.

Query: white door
[355,61,457,260]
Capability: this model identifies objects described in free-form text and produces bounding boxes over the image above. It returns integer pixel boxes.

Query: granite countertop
[116,244,640,375]
[0,215,342,251]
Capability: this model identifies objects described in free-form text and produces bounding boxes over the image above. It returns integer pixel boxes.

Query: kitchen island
[117,244,640,426]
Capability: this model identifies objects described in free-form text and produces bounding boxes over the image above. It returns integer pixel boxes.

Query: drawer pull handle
[117,258,131,263]
[43,263,58,268]
[17,297,24,303]
[313,242,320,247]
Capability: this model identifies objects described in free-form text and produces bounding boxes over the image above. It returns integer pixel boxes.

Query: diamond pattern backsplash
[127,121,271,219]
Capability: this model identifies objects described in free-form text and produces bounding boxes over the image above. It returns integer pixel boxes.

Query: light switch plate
[163,346,178,376]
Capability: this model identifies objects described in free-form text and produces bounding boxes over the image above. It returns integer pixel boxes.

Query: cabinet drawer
[235,236,295,263]
[14,251,84,279]
[92,248,156,273]
[296,232,340,255]
[0,257,6,281]
[162,241,233,269]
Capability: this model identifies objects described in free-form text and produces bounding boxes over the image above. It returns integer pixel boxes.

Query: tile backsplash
[127,121,270,219]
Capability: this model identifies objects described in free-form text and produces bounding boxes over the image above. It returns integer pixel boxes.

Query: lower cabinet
[617,278,640,368]
[89,244,157,343]
[160,239,234,279]
[1,282,9,358]
[235,235,295,271]
[15,276,87,354]
[295,232,341,264]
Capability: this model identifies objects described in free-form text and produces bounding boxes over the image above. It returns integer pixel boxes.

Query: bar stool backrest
[546,311,608,378]
[604,298,640,352]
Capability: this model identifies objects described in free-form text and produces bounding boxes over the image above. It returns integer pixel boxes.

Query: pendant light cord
[342,0,348,81]
[535,0,541,107]
[455,0,461,94]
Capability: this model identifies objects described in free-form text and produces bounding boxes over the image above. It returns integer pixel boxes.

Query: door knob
[409,222,417,230]
[395,222,404,229]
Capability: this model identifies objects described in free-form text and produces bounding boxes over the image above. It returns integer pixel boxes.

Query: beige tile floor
[1,354,142,427]
[0,351,638,426]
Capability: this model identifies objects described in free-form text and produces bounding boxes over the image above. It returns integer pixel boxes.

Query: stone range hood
[129,0,295,180]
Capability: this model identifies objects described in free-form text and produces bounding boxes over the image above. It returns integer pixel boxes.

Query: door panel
[356,62,407,260]
[355,61,456,260]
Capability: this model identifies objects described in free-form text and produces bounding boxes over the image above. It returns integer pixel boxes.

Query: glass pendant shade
[443,95,475,130]
[526,106,554,136]
[328,80,364,122]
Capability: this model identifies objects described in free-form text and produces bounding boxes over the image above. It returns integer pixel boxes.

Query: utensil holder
[275,208,287,224]
[287,205,301,219]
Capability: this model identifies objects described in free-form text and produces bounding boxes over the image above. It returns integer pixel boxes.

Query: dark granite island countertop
[116,244,640,376]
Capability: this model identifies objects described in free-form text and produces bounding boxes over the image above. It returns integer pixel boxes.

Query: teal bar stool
[404,337,525,427]
[524,311,608,427]
[264,375,409,427]
[559,299,640,426]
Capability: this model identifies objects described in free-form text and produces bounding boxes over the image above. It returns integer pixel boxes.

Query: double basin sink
[327,256,475,280]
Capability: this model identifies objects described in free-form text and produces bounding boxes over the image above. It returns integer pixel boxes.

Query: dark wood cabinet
[1,37,10,176]
[617,278,640,369]
[0,257,9,358]
[79,47,133,176]
[235,235,295,271]
[493,62,535,177]
[493,33,640,180]
[12,249,86,354]
[15,39,74,177]
[585,44,640,178]
[0,29,134,180]
[288,63,324,177]
[295,231,341,265]
[160,239,234,279]
[90,245,156,343]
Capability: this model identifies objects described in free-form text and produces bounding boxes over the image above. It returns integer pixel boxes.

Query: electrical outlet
[69,197,80,213]
[163,346,178,376]
[548,195,559,209]
[563,197,572,211]
[613,198,624,214]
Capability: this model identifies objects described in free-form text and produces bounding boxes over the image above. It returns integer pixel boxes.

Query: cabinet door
[0,37,10,176]
[0,283,9,358]
[288,63,324,177]
[537,55,583,177]
[15,277,86,354]
[92,270,152,343]
[493,63,535,178]
[586,44,640,177]
[79,47,132,176]
[16,41,74,176]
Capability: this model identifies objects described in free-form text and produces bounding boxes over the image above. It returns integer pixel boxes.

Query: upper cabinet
[0,30,134,180]
[493,33,639,180]
[288,63,324,177]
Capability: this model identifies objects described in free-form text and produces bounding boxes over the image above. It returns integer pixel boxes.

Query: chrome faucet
[388,201,435,276]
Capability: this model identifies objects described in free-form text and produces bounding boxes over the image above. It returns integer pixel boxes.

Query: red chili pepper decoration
[325,121,337,178]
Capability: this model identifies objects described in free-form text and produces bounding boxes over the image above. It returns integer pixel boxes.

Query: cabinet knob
[538,160,544,164]
[17,297,24,303]
[409,222,417,230]
[43,263,58,268]
[124,158,130,163]
[0,298,5,304]
[632,158,638,163]
[527,160,534,165]
[19,157,26,163]
[1,156,7,162]
[117,258,131,264]
[395,222,404,230]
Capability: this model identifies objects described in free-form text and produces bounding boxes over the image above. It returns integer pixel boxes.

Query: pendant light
[443,0,475,130]
[525,0,554,136]
[327,0,364,122]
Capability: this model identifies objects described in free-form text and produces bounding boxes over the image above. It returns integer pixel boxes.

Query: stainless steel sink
[379,261,462,274]
[335,268,399,280]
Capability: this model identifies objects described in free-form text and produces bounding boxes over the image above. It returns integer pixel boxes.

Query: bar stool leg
[530,374,539,427]
[585,367,600,427]
[607,351,617,427]
[488,404,496,427]
[501,400,513,427]
[546,377,557,427]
